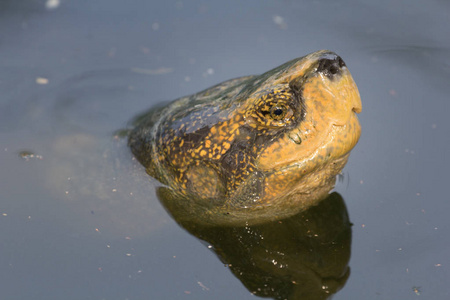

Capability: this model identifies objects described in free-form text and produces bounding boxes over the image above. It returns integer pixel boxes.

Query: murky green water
[1,0,449,299]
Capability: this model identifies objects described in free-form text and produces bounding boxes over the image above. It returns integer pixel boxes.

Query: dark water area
[1,0,449,299]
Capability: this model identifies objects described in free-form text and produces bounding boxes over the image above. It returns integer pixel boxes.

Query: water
[1,0,449,299]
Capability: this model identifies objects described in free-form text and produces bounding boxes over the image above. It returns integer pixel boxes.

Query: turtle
[128,50,362,226]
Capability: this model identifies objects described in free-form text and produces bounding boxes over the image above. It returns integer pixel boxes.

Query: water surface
[1,0,449,299]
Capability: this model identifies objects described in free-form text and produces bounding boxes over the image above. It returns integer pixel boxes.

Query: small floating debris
[35,77,49,85]
[18,150,43,161]
[45,0,60,10]
[273,15,288,30]
[197,281,210,291]
[202,68,214,77]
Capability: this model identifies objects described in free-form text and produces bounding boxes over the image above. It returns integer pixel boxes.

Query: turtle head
[129,50,362,225]
[236,50,362,204]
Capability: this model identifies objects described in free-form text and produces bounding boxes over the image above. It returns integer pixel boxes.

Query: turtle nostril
[317,54,345,78]
[329,64,339,75]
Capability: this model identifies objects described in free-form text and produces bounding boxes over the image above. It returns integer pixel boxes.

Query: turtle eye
[270,105,287,120]
[246,89,297,130]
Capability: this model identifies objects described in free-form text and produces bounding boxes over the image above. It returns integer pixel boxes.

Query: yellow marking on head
[229,124,239,134]
[257,67,361,172]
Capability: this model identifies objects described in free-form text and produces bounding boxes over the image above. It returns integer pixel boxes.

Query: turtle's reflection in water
[158,190,352,300]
